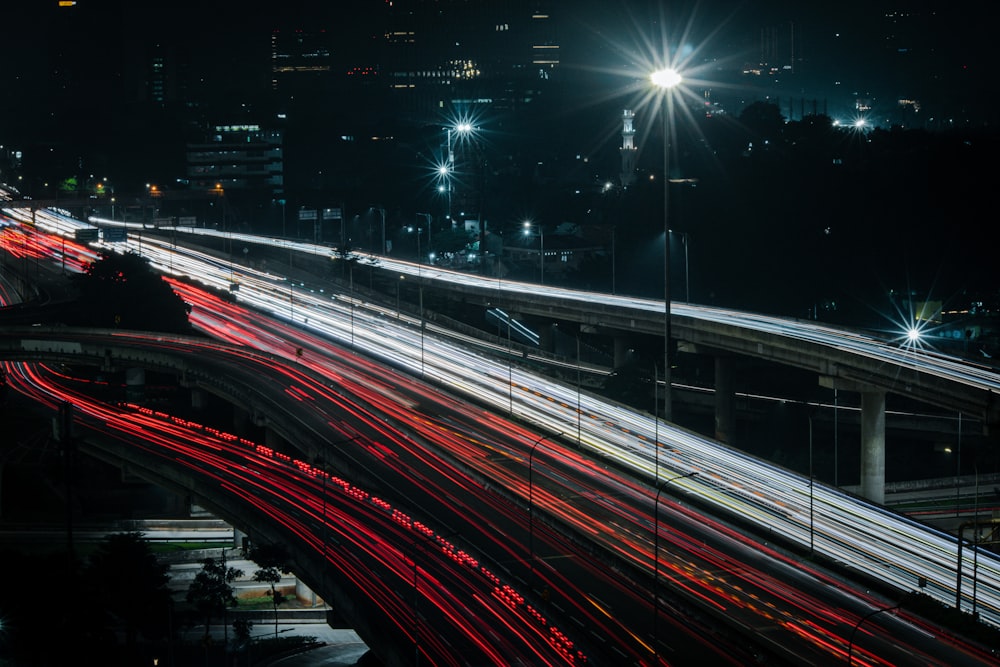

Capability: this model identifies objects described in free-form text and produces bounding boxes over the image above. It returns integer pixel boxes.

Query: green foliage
[246,541,293,573]
[84,531,173,649]
[185,556,244,639]
[70,250,192,334]
[738,101,786,142]
[232,616,254,644]
[247,541,292,637]
[428,226,475,254]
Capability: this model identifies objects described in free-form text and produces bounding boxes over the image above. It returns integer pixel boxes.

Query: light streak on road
[4,195,1000,662]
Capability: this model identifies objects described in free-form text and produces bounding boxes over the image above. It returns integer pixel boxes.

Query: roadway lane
[4,204,1000,662]
[5,315,998,664]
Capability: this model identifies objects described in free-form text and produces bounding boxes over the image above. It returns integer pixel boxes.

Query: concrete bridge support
[821,377,887,504]
[265,426,284,449]
[233,405,251,435]
[860,390,887,505]
[190,387,209,410]
[714,356,735,445]
[538,323,555,354]
[125,367,145,403]
[614,336,631,369]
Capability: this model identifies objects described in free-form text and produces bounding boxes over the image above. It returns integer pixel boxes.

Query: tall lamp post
[528,432,563,591]
[407,225,423,263]
[437,175,451,228]
[651,67,682,422]
[653,470,697,661]
[846,595,914,666]
[416,213,432,259]
[522,220,544,284]
[442,122,473,228]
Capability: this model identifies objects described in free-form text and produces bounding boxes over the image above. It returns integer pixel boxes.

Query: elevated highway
[6,203,1000,505]
[3,325,1000,666]
[177,228,1000,505]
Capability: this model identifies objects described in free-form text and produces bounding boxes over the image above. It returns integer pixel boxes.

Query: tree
[247,542,294,639]
[331,242,360,280]
[84,531,173,657]
[232,616,255,654]
[252,566,286,639]
[738,101,786,145]
[185,556,244,644]
[70,250,192,334]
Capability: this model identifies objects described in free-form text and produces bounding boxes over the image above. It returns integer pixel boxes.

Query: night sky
[2,1,996,325]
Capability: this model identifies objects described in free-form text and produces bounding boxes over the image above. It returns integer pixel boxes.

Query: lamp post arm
[653,470,697,660]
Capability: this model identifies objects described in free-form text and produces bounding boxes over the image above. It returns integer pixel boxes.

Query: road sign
[102,227,127,242]
[74,228,99,242]
[298,208,317,221]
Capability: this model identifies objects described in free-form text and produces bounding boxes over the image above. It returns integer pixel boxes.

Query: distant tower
[620,109,637,187]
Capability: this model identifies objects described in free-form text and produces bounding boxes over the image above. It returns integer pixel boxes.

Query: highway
[132,222,1000,399]
[2,200,1000,662]
[3,322,996,665]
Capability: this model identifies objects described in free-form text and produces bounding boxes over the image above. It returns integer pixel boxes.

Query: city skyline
[2,1,995,325]
[3,2,992,124]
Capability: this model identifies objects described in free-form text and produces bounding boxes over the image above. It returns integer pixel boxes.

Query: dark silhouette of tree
[331,242,361,280]
[0,548,99,664]
[185,556,244,645]
[84,531,173,659]
[738,101,786,145]
[70,250,191,334]
[247,541,293,639]
[232,616,255,656]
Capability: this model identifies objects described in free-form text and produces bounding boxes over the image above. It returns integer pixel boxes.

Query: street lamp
[846,596,912,665]
[378,207,386,255]
[528,432,563,591]
[653,469,697,660]
[438,165,452,226]
[367,207,386,255]
[522,220,544,284]
[443,122,474,226]
[416,213,432,258]
[407,225,423,263]
[651,67,681,422]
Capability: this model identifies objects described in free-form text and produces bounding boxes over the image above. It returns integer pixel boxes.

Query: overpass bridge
[204,231,1000,506]
[0,328,600,665]
[7,211,999,506]
[4,326,1000,664]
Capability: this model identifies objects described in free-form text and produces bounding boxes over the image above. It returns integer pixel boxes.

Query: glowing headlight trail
[142,224,1000,392]
[6,202,1000,654]
[128,233,1000,637]
[134,228,1000,631]
[5,327,992,665]
[2,358,588,666]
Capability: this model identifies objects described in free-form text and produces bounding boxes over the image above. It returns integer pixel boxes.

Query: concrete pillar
[265,426,283,449]
[860,390,887,505]
[190,387,208,410]
[234,526,248,551]
[538,323,556,354]
[233,406,250,435]
[296,578,323,607]
[124,367,145,403]
[714,356,735,444]
[613,337,630,369]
